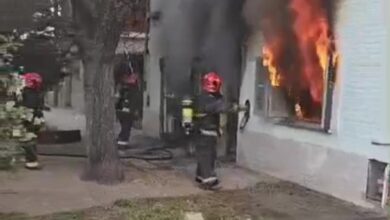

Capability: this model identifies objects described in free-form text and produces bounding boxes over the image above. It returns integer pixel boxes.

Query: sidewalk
[0,156,270,215]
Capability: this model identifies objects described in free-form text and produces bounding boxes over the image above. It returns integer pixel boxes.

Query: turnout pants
[23,144,38,162]
[117,111,133,142]
[195,134,218,181]
[22,118,41,168]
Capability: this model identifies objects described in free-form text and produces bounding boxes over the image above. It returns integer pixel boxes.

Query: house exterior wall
[237,0,390,207]
[142,0,165,137]
[383,0,390,146]
[144,0,390,206]
[337,0,389,158]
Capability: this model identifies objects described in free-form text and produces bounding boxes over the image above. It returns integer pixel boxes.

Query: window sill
[271,118,331,134]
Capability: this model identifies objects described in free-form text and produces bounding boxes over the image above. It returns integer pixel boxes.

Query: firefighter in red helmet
[115,70,140,148]
[193,71,238,190]
[19,72,45,169]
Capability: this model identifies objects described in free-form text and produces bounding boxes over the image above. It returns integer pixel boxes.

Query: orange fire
[261,0,337,120]
[263,47,281,87]
[289,0,331,104]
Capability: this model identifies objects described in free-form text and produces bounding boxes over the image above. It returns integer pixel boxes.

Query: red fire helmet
[122,73,139,86]
[202,72,222,93]
[23,72,43,90]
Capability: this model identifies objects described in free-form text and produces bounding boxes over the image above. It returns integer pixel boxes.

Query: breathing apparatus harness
[181,96,195,135]
[180,96,251,135]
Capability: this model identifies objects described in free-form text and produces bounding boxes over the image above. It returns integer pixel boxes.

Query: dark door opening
[159,56,242,159]
[159,57,183,142]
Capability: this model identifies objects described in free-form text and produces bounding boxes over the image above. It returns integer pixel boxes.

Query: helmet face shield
[202,72,222,93]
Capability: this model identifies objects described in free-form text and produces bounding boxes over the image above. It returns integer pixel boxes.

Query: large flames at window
[262,0,338,122]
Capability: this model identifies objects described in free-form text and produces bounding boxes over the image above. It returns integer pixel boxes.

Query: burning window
[255,0,339,132]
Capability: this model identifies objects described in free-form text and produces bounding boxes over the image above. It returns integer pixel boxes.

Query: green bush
[0,35,29,170]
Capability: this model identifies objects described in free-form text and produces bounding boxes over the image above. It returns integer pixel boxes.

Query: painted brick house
[143,0,390,207]
[237,0,390,207]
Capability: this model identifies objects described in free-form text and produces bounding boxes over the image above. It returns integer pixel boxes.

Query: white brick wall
[238,0,389,162]
[337,0,389,158]
[237,0,390,205]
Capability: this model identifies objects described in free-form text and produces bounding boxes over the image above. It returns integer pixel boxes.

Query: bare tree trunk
[71,0,144,184]
[78,4,127,184]
[82,49,123,183]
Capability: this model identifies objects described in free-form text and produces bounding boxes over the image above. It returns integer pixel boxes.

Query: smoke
[161,0,246,98]
[243,0,303,92]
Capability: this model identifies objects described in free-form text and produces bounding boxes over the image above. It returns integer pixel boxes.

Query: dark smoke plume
[243,0,303,92]
[161,0,246,99]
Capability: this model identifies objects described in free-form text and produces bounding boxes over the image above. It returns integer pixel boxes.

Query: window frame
[253,54,337,133]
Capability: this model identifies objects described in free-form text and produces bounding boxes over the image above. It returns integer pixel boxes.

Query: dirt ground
[1,181,387,220]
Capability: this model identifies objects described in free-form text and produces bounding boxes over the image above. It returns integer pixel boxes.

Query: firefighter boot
[23,144,40,170]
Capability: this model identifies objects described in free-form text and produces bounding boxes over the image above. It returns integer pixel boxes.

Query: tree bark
[82,49,123,184]
[72,0,136,184]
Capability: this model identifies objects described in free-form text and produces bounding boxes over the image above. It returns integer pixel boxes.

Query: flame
[289,0,331,104]
[263,47,281,87]
[261,0,337,121]
[295,103,304,119]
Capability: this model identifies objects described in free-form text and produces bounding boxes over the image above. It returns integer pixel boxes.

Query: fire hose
[37,144,174,161]
[37,100,250,161]
[37,131,174,161]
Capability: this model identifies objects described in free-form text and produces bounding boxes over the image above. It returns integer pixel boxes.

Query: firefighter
[19,72,44,169]
[115,71,140,148]
[193,71,238,190]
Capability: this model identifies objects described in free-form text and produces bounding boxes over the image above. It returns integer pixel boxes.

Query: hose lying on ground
[38,146,174,161]
[36,130,187,161]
